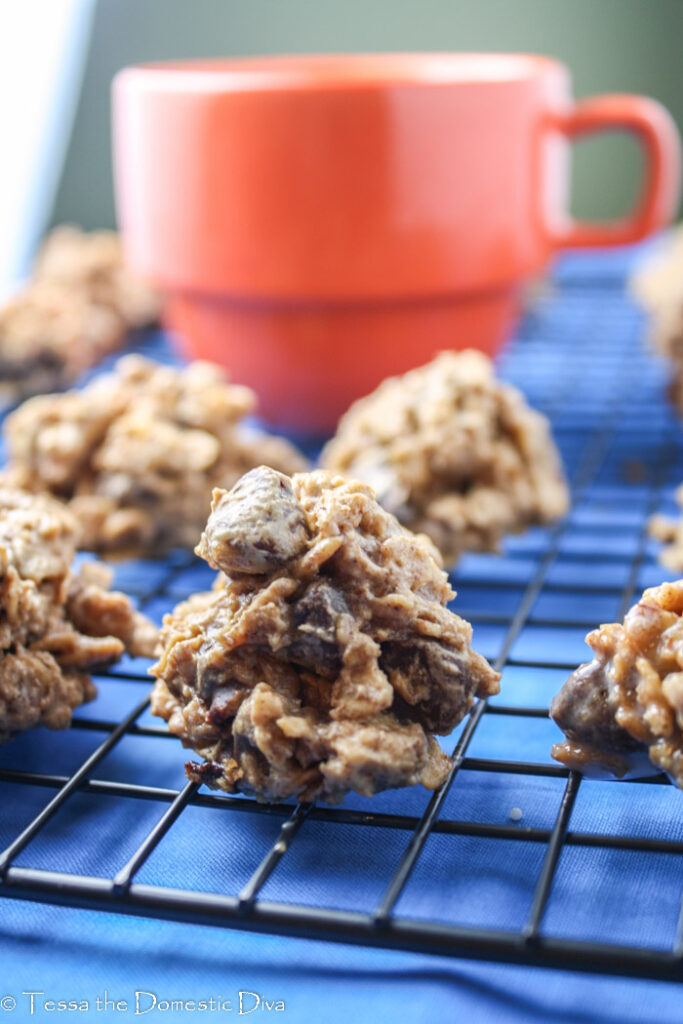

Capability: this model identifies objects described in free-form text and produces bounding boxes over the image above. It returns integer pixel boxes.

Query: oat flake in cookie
[551,580,683,785]
[321,351,569,566]
[150,467,500,804]
[0,488,156,743]
[2,355,307,557]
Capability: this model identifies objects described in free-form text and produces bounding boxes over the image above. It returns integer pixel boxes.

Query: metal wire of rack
[2,259,683,983]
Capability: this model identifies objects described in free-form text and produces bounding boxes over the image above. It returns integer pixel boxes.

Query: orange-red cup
[112,53,681,433]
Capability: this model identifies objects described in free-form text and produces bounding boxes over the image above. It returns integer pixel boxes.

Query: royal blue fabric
[1,242,683,1022]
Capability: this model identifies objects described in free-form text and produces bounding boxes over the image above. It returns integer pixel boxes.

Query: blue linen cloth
[1,244,682,1022]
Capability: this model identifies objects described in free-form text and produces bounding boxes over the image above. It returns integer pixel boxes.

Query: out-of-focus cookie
[3,355,307,557]
[0,226,160,405]
[631,224,683,413]
[35,225,160,330]
[322,351,569,565]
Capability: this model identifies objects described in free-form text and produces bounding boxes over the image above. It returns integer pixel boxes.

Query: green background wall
[51,0,683,231]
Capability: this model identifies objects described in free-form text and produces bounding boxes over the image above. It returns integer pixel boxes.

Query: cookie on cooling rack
[649,491,683,571]
[0,225,161,406]
[0,487,157,743]
[150,466,500,803]
[550,580,683,785]
[321,350,569,566]
[630,224,683,415]
[2,355,308,558]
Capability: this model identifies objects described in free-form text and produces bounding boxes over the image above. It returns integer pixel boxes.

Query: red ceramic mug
[113,53,681,432]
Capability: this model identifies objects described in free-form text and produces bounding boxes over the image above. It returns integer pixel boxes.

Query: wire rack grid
[1,252,683,983]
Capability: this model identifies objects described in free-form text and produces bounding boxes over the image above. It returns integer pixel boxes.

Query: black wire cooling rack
[2,254,683,982]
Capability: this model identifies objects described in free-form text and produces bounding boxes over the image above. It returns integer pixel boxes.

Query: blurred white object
[0,0,94,298]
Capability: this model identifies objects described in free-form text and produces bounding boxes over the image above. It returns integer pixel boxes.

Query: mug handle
[551,94,681,249]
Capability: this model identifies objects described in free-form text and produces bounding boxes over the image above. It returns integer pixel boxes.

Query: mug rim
[116,51,565,94]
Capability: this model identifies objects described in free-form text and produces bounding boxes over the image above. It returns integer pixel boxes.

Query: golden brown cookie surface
[551,580,683,785]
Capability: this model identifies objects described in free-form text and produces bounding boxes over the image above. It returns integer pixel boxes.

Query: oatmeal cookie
[0,226,160,405]
[3,355,307,557]
[649,494,683,571]
[0,487,156,743]
[35,225,160,330]
[321,351,569,565]
[631,225,683,414]
[0,282,124,405]
[151,466,500,803]
[551,580,683,785]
